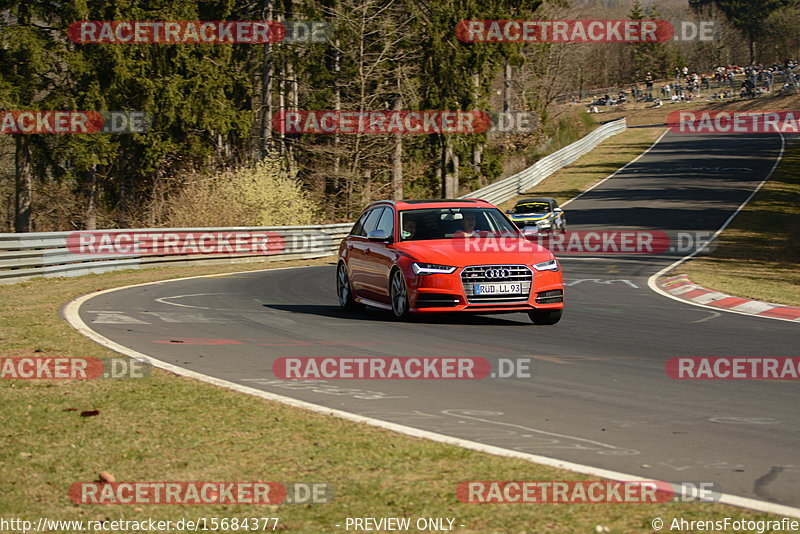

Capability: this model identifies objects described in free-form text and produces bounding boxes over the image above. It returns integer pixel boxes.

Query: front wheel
[390,269,411,320]
[337,263,364,311]
[528,308,562,325]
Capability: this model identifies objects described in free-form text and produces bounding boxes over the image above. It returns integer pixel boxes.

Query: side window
[361,207,385,236]
[375,207,394,239]
[350,209,372,237]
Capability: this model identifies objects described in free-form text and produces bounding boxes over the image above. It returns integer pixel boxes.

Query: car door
[342,208,370,295]
[362,206,397,303]
[348,207,384,295]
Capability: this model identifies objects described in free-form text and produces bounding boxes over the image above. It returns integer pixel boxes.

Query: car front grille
[461,265,532,304]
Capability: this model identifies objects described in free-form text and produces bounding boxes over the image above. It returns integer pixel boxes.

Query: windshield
[513,202,551,214]
[399,207,519,241]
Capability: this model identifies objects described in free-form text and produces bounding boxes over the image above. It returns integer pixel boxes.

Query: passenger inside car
[401,218,417,240]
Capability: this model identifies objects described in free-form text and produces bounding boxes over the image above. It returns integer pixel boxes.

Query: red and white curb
[659,274,800,322]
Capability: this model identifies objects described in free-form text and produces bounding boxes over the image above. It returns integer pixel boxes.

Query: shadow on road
[261,303,532,326]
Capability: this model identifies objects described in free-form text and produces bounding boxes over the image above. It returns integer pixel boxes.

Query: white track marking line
[154,293,247,311]
[690,311,722,324]
[61,133,800,517]
[63,265,800,518]
[560,129,669,208]
[646,133,796,323]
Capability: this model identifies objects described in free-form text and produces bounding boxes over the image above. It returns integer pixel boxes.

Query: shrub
[166,158,318,228]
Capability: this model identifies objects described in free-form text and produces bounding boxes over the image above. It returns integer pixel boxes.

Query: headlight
[532,259,559,272]
[412,263,457,275]
[536,220,551,227]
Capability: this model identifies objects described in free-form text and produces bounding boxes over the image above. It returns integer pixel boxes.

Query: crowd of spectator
[583,59,798,112]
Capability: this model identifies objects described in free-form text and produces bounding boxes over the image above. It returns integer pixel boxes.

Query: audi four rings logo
[484,268,511,278]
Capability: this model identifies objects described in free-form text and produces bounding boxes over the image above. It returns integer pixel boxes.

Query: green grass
[0,258,788,532]
[3,93,800,531]
[678,138,800,306]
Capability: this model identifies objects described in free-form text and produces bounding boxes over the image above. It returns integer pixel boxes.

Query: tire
[528,308,562,325]
[390,268,411,320]
[337,262,364,311]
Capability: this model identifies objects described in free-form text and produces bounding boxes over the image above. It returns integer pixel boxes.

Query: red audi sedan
[336,199,564,324]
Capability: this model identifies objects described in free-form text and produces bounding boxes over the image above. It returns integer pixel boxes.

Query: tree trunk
[277,12,286,157]
[391,83,403,200]
[362,168,372,206]
[333,39,341,178]
[286,58,298,178]
[439,136,448,198]
[14,135,32,232]
[82,165,97,230]
[447,143,459,198]
[472,73,483,171]
[441,138,458,198]
[503,63,512,112]
[260,0,274,157]
[391,121,403,199]
[283,0,297,177]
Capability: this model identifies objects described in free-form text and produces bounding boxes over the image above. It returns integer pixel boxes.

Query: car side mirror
[554,207,563,213]
[367,229,390,242]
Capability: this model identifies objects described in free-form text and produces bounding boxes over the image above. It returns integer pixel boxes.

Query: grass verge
[677,137,800,306]
[0,258,791,532]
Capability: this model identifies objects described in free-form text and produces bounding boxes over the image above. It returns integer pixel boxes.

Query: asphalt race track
[73,131,800,509]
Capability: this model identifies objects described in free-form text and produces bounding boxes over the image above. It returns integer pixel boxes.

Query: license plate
[474,283,522,295]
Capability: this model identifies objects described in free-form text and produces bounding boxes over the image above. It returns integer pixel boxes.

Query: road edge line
[560,128,669,208]
[63,270,800,519]
[646,133,791,322]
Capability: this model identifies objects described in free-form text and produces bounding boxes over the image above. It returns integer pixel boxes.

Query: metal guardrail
[0,224,352,284]
[0,118,626,284]
[460,118,626,205]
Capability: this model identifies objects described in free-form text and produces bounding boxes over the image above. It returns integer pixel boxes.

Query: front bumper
[404,263,564,314]
[511,216,553,231]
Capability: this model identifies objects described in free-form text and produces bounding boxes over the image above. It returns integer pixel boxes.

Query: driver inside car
[454,212,479,237]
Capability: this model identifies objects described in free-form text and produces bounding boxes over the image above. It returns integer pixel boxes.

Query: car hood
[394,238,553,266]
